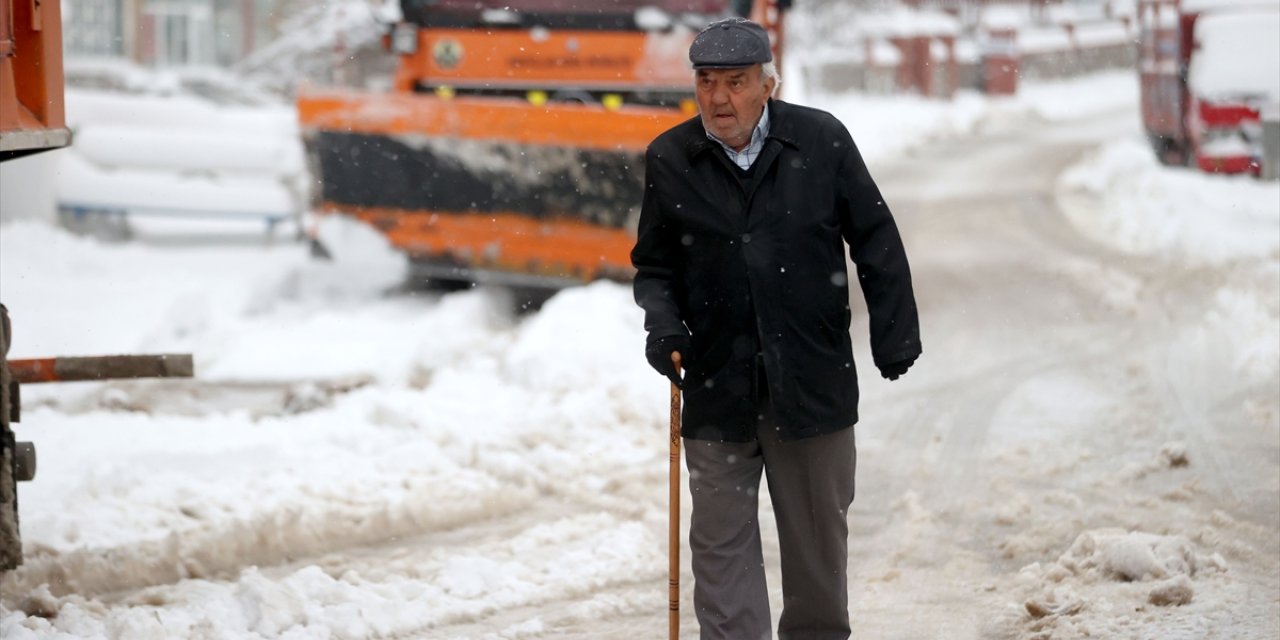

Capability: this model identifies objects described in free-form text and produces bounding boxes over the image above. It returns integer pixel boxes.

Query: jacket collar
[685,99,799,160]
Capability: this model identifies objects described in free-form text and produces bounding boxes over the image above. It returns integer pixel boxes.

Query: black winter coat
[631,99,921,442]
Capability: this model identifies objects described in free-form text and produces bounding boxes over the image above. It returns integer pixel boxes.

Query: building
[63,0,289,67]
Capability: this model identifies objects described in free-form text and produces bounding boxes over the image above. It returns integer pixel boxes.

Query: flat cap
[689,18,772,69]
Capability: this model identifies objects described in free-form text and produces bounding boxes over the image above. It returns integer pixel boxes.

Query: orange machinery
[0,0,69,161]
[299,0,786,288]
[1,0,70,572]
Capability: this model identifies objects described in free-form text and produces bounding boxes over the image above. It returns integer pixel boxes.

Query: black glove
[646,335,690,387]
[878,356,917,381]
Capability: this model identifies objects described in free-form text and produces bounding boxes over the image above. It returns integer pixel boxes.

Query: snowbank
[807,71,1138,164]
[0,218,408,373]
[0,221,670,636]
[1056,137,1280,265]
[1015,529,1230,637]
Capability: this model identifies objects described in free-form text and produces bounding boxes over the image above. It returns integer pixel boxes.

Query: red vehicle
[1138,0,1280,175]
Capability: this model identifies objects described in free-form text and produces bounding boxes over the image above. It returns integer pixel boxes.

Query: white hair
[762,61,782,96]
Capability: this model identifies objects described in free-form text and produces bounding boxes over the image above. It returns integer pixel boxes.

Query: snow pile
[804,72,1137,164]
[1016,529,1229,636]
[1056,138,1280,397]
[0,221,304,360]
[1053,529,1225,585]
[0,221,672,636]
[1056,137,1280,265]
[4,516,660,639]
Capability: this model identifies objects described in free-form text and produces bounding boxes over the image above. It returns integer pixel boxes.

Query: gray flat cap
[689,18,772,69]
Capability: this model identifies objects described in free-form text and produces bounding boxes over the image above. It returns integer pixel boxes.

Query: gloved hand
[878,356,917,381]
[646,334,690,387]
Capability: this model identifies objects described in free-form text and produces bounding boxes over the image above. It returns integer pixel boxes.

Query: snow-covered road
[841,106,1279,639]
[2,77,1278,639]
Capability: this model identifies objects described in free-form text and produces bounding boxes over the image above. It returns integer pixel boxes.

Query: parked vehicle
[1138,0,1280,175]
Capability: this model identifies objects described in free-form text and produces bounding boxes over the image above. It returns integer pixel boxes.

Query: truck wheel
[1149,135,1189,167]
[0,304,20,571]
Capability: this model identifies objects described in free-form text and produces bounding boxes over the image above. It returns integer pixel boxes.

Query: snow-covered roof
[1188,9,1280,103]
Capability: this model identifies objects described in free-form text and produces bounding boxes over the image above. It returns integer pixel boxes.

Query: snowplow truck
[298,0,786,289]
[2,0,70,571]
[1137,0,1280,175]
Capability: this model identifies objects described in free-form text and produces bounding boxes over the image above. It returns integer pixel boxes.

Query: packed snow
[1,18,1278,640]
[1057,136,1280,265]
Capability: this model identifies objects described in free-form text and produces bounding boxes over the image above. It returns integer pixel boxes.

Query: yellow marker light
[602,94,623,111]
[679,99,698,116]
[435,85,456,99]
[527,90,548,107]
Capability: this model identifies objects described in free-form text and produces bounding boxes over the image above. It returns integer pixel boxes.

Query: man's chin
[709,128,742,145]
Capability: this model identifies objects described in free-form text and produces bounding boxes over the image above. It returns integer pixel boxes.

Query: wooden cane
[669,352,683,640]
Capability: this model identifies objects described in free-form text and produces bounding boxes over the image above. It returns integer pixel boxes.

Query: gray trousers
[684,421,857,640]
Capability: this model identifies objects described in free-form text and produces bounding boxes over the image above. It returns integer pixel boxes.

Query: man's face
[695,65,775,151]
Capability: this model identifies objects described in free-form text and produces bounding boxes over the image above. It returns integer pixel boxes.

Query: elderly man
[631,17,922,640]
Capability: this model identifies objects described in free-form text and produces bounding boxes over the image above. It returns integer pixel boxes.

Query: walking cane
[669,352,683,640]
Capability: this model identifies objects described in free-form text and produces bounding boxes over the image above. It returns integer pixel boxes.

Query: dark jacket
[631,99,921,442]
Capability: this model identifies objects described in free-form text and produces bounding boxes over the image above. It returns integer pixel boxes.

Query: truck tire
[0,304,21,571]
[1149,134,1190,167]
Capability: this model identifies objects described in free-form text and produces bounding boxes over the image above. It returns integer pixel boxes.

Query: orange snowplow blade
[298,89,686,152]
[299,90,691,286]
[344,205,638,284]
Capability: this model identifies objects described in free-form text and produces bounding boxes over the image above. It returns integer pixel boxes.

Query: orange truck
[299,0,786,289]
[2,0,69,572]
[1137,0,1279,175]
[0,0,69,161]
